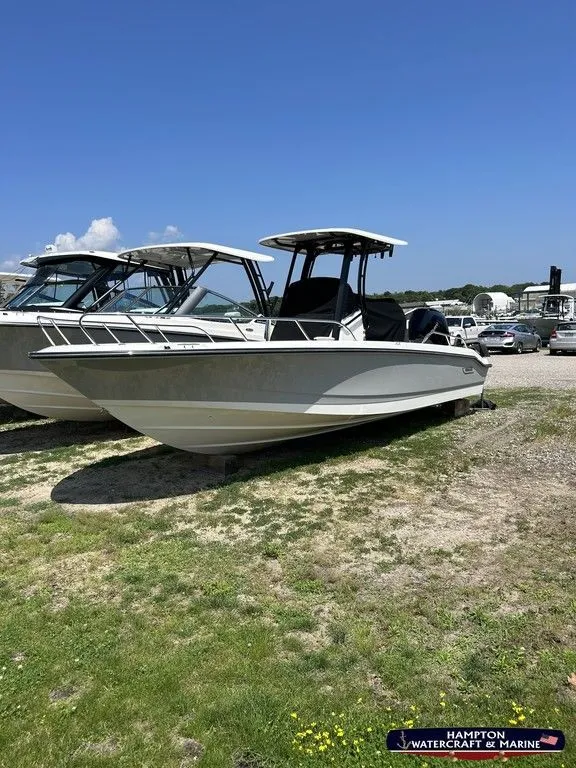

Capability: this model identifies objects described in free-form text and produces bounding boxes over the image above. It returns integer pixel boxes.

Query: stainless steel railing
[36,313,359,347]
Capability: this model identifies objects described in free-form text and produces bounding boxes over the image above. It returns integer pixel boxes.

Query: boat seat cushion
[271,277,358,340]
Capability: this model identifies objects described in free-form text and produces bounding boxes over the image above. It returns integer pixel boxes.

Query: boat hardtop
[21,250,123,269]
[118,242,274,269]
[259,228,408,254]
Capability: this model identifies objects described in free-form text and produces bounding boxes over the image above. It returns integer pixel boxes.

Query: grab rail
[260,317,357,342]
[36,313,359,347]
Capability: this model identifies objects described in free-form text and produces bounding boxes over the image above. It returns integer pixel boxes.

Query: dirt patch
[29,550,116,608]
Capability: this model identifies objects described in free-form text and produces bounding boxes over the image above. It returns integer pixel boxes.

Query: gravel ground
[485,349,576,389]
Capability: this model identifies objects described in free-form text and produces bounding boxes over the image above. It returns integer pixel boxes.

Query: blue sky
[1,0,574,295]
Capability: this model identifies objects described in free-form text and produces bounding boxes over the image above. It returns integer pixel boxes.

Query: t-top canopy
[21,250,122,268]
[118,242,274,269]
[259,228,407,255]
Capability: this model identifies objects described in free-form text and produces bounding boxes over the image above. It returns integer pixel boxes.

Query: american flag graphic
[540,734,558,746]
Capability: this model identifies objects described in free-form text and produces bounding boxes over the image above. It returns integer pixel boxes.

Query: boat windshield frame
[541,294,574,317]
[156,251,271,316]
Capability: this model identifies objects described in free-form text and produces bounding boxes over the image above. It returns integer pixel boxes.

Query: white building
[472,292,516,316]
[0,272,29,304]
[517,283,576,311]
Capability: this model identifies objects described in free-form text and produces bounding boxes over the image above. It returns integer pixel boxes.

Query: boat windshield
[6,259,171,312]
[6,260,102,309]
[186,289,257,318]
[100,285,184,313]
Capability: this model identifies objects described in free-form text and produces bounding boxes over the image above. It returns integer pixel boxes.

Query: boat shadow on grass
[51,406,455,505]
[0,405,134,456]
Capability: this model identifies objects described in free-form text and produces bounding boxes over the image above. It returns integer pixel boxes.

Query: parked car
[478,322,542,353]
[549,322,576,355]
[445,315,481,342]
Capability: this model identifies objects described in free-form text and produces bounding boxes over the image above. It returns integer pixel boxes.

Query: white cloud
[0,257,33,275]
[2,219,183,272]
[47,217,121,252]
[147,224,183,244]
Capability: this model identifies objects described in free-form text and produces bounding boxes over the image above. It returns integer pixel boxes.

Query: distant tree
[368,279,537,305]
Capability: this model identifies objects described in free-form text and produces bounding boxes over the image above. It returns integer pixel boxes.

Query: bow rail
[36,314,359,347]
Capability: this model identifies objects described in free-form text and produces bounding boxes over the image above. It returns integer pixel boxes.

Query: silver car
[478,322,542,353]
[549,322,576,355]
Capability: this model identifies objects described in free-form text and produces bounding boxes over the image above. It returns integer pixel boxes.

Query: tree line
[373,280,545,305]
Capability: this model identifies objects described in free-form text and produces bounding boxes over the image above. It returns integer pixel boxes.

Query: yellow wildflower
[290,712,298,719]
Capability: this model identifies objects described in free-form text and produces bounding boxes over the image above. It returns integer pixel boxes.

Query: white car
[549,322,576,355]
[445,315,480,342]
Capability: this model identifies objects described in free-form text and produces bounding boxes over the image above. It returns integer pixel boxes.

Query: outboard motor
[408,307,450,345]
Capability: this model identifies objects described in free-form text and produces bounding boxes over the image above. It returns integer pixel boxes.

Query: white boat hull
[0,311,263,421]
[33,341,490,453]
[0,368,110,421]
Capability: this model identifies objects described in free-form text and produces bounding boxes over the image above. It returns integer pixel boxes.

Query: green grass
[0,394,574,767]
